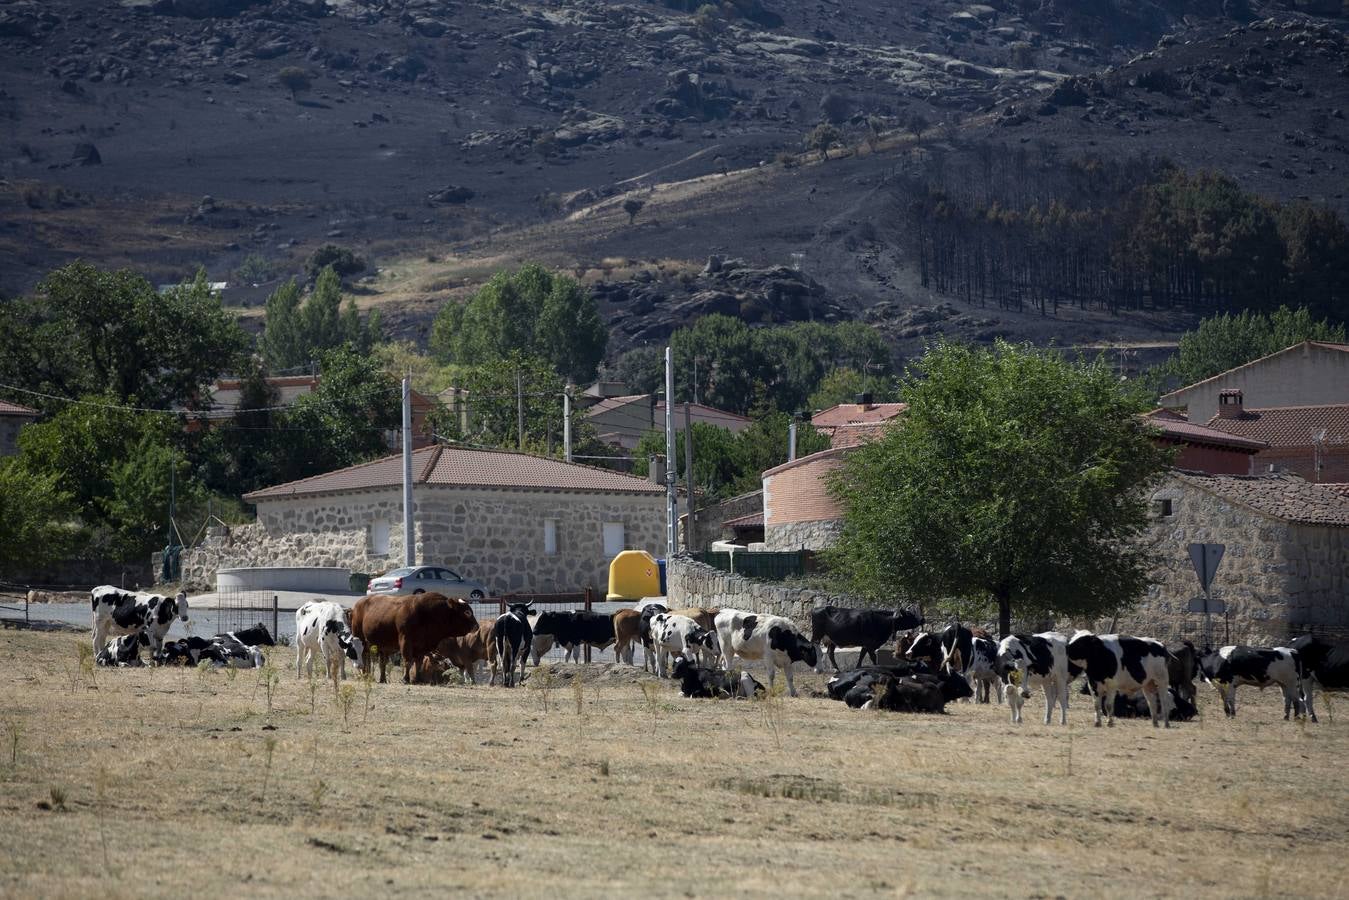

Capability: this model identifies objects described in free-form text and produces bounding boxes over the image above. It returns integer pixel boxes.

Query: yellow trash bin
[607,549,660,602]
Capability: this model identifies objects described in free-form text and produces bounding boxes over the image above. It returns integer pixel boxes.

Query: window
[1157,499,1173,517]
[368,521,391,556]
[543,519,558,556]
[603,522,625,558]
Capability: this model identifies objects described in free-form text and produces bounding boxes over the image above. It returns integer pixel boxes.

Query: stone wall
[666,554,862,628]
[1114,476,1349,645]
[180,486,666,595]
[765,518,842,551]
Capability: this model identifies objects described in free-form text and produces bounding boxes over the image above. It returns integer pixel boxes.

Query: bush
[234,253,277,285]
[277,67,311,100]
[304,245,366,280]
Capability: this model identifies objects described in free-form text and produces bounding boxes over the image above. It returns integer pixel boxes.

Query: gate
[214,587,279,642]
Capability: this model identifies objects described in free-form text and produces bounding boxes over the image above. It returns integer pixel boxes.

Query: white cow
[714,609,818,698]
[91,585,189,662]
[295,601,364,680]
[996,632,1073,725]
[650,613,719,676]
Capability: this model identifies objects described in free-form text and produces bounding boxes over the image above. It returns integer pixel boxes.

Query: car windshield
[383,567,416,577]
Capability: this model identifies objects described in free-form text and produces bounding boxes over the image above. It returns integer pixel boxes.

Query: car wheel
[413,588,425,595]
[470,590,485,600]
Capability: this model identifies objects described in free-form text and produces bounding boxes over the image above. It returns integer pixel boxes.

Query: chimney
[855,392,874,410]
[1217,389,1244,419]
[648,455,666,486]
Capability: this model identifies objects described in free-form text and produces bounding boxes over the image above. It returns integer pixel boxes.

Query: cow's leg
[1058,679,1070,726]
[378,651,388,685]
[92,621,108,655]
[827,642,840,672]
[1142,683,1163,728]
[784,661,798,698]
[1303,680,1318,723]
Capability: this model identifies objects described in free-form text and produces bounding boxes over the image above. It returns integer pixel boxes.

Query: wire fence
[215,587,280,642]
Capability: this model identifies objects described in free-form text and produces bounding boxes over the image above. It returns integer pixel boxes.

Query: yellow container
[607,549,660,601]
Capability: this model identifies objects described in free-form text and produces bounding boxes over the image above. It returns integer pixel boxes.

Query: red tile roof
[0,400,38,417]
[722,510,765,528]
[828,422,895,449]
[1203,404,1349,449]
[1175,471,1349,527]
[1142,411,1268,452]
[245,445,665,501]
[812,402,908,428]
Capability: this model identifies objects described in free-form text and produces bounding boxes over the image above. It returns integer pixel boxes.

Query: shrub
[304,244,366,280]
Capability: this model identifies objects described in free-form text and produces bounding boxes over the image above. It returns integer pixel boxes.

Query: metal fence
[215,587,280,643]
[697,550,815,581]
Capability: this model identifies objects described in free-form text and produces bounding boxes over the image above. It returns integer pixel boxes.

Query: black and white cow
[651,613,719,675]
[906,625,974,676]
[996,632,1075,725]
[295,601,364,680]
[91,585,189,662]
[1107,687,1199,721]
[1198,645,1307,720]
[715,609,817,697]
[159,633,264,668]
[96,632,148,667]
[966,634,1003,704]
[809,605,925,671]
[1166,640,1200,703]
[493,603,533,687]
[529,610,617,664]
[226,624,275,647]
[1290,634,1349,723]
[670,655,764,699]
[637,602,669,673]
[1065,631,1172,728]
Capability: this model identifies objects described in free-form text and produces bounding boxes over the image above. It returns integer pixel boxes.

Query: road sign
[1187,543,1225,593]
[1187,597,1227,614]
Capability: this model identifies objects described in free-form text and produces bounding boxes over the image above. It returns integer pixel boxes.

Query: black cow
[868,672,973,713]
[531,610,616,663]
[1198,645,1306,720]
[670,656,764,699]
[158,633,265,667]
[1289,634,1349,723]
[1166,640,1200,703]
[226,623,275,647]
[827,666,967,709]
[494,603,533,687]
[1108,687,1199,721]
[809,605,924,671]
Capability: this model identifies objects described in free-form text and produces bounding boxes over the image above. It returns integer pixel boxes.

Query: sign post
[1187,542,1226,646]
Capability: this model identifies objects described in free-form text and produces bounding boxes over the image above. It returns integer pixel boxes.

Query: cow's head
[671,654,696,679]
[174,591,190,622]
[891,607,925,633]
[508,602,532,621]
[905,632,940,666]
[340,632,365,668]
[689,626,718,655]
[938,672,974,703]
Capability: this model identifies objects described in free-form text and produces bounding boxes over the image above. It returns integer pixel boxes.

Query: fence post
[272,594,279,644]
[584,587,593,664]
[25,584,30,626]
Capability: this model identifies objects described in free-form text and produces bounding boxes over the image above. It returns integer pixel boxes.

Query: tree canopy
[0,460,75,578]
[259,268,381,371]
[827,340,1172,635]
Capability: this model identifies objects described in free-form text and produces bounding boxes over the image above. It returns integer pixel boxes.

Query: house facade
[585,395,750,450]
[1144,408,1266,475]
[1158,340,1349,422]
[761,448,849,550]
[181,445,665,593]
[0,400,38,457]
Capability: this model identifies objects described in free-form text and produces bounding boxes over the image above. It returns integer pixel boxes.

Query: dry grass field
[1,627,1347,899]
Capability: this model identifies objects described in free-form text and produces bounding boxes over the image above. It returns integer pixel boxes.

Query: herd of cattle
[87,587,1349,726]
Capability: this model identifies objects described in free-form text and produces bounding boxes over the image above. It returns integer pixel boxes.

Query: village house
[180,444,666,594]
[584,394,750,451]
[1144,408,1268,475]
[1198,392,1349,483]
[0,400,38,457]
[1159,340,1349,421]
[811,395,907,448]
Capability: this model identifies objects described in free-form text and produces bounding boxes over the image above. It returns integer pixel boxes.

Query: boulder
[71,142,101,166]
[427,185,475,204]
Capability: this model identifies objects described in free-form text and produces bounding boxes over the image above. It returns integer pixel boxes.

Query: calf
[612,609,640,665]
[96,632,148,667]
[1105,687,1198,722]
[159,633,264,668]
[715,609,817,697]
[650,613,719,676]
[91,586,190,662]
[494,603,533,687]
[1066,631,1172,728]
[996,632,1074,725]
[295,601,364,681]
[668,607,720,632]
[1200,645,1307,720]
[227,623,275,647]
[670,656,764,699]
[906,624,973,676]
[436,625,490,684]
[967,633,1002,704]
[867,673,973,713]
[1290,634,1349,723]
[810,604,925,671]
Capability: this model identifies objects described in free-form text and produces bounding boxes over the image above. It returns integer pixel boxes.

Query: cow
[906,624,973,676]
[670,655,764,699]
[827,667,970,709]
[650,613,720,676]
[90,586,189,662]
[668,607,720,632]
[494,603,533,687]
[1290,634,1349,723]
[996,632,1074,725]
[96,632,148,667]
[868,673,974,713]
[1167,640,1200,703]
[612,609,641,665]
[480,620,500,685]
[1105,687,1198,721]
[714,609,817,697]
[295,601,364,681]
[638,603,669,673]
[435,625,490,685]
[159,633,264,668]
[530,610,617,663]
[1199,645,1307,720]
[1066,631,1172,728]
[967,633,1003,704]
[809,605,925,671]
[350,592,477,684]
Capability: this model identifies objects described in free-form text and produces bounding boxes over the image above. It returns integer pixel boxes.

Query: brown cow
[435,622,491,684]
[613,609,640,665]
[350,592,477,683]
[669,607,719,632]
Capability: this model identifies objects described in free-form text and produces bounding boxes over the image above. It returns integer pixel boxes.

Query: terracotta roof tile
[722,511,764,527]
[1174,470,1349,527]
[1203,404,1349,448]
[828,422,895,449]
[0,400,38,416]
[1142,411,1268,451]
[245,445,665,501]
[812,402,908,428]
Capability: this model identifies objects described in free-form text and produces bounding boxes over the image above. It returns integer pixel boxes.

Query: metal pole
[683,399,694,551]
[664,346,677,561]
[788,415,798,462]
[402,375,415,566]
[272,594,279,645]
[168,448,175,547]
[563,383,573,463]
[516,370,525,451]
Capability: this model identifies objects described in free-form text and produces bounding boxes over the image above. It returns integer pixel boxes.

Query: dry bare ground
[1,628,1346,898]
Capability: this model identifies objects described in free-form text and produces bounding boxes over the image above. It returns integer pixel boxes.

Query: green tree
[260,268,381,370]
[805,123,841,161]
[444,353,566,451]
[305,245,365,280]
[828,340,1172,636]
[610,346,665,396]
[302,266,345,355]
[671,314,761,413]
[0,460,75,577]
[807,368,898,411]
[429,264,607,384]
[259,279,306,370]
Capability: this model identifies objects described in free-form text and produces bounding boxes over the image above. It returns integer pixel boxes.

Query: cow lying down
[1077,681,1199,721]
[96,632,149,667]
[671,656,764,699]
[158,632,267,668]
[827,666,972,712]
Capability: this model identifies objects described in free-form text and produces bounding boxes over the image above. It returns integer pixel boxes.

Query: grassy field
[1,627,1346,898]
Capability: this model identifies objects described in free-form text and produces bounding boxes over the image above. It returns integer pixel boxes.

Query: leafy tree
[805,123,841,161]
[1150,305,1346,393]
[277,66,311,101]
[906,111,929,139]
[0,460,75,577]
[190,361,282,497]
[0,263,248,411]
[304,244,365,280]
[733,411,829,494]
[260,268,380,370]
[103,438,203,561]
[623,198,646,225]
[807,368,898,411]
[610,346,665,396]
[671,314,761,413]
[429,264,607,384]
[827,340,1172,636]
[440,352,566,451]
[259,279,306,371]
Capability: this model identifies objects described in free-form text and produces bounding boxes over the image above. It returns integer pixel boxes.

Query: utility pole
[402,375,415,566]
[516,370,525,451]
[563,382,573,463]
[664,346,677,561]
[788,413,799,462]
[683,398,695,550]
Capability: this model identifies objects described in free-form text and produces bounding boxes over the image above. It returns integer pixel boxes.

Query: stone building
[1119,471,1349,645]
[761,448,847,550]
[1159,340,1349,422]
[0,400,38,457]
[181,445,666,593]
